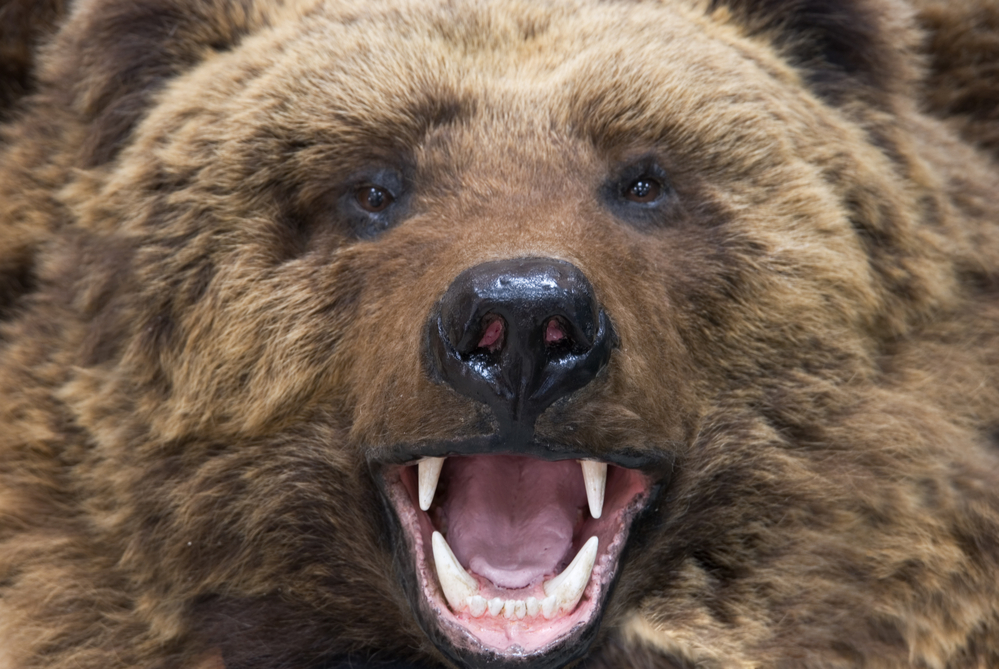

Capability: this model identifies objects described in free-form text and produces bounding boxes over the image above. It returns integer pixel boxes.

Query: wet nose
[426,258,617,430]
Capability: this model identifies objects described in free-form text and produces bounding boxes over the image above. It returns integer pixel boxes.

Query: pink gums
[387,456,651,655]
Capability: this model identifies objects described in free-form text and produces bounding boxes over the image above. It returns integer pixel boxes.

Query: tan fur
[0,0,997,667]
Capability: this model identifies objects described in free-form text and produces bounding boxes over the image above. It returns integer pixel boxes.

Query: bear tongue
[442,455,587,590]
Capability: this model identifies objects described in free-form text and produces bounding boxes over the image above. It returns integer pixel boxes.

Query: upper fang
[419,457,445,511]
[580,461,606,519]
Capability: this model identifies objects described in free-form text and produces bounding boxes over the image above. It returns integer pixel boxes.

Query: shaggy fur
[0,0,998,667]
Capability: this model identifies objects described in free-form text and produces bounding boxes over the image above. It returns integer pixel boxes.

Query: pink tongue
[442,455,586,590]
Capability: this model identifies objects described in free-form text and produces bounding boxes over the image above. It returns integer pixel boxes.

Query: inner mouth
[383,453,651,657]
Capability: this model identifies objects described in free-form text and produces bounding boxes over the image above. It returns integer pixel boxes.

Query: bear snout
[426,257,618,434]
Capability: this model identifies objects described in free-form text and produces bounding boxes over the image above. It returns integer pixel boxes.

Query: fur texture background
[0,0,997,667]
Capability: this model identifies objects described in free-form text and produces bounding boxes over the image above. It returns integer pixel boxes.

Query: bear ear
[49,0,260,167]
[707,0,919,105]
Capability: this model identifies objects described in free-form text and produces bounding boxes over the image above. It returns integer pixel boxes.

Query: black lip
[368,435,678,471]
[368,441,673,669]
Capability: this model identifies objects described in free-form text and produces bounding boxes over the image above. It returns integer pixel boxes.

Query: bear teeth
[418,457,445,511]
[432,531,480,609]
[419,456,607,518]
[542,536,598,616]
[431,531,598,619]
[579,461,607,519]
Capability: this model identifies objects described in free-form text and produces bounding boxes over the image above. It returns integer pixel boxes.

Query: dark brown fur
[916,0,999,159]
[1,1,998,668]
[0,0,65,123]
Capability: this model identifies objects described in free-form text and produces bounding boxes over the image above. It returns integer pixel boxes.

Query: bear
[0,0,998,667]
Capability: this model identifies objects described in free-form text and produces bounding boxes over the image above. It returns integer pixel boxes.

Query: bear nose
[426,258,618,431]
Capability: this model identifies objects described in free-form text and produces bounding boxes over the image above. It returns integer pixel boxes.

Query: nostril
[476,315,505,353]
[544,317,568,346]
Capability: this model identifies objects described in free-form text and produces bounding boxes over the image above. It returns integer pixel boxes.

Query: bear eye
[602,159,675,230]
[356,185,394,213]
[339,169,409,239]
[623,178,661,204]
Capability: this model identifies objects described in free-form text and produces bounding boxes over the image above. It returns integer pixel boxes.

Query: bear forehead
[139,0,810,158]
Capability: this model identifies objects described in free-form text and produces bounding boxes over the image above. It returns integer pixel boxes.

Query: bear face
[0,0,998,668]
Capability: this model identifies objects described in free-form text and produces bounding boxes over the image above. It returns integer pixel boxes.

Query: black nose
[426,258,617,431]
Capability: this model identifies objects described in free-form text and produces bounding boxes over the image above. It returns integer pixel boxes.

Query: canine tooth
[580,461,607,519]
[526,596,540,617]
[431,532,478,611]
[488,597,504,616]
[468,595,488,618]
[419,457,445,511]
[543,536,598,615]
[541,595,558,619]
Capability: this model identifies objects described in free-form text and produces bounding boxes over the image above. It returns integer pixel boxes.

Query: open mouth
[378,451,654,666]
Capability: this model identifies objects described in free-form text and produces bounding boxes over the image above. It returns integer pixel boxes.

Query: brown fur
[916,0,999,159]
[0,0,65,123]
[0,0,998,667]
